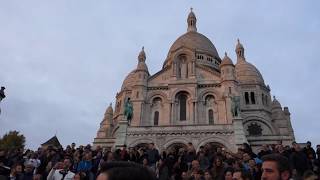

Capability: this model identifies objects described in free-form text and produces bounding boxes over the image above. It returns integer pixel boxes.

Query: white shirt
[47,169,75,180]
[26,158,41,168]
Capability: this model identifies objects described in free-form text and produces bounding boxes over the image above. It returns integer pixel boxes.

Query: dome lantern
[138,46,146,62]
[235,39,245,61]
[187,8,197,32]
[136,46,149,72]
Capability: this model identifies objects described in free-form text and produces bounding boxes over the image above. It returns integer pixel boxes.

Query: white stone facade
[93,9,295,152]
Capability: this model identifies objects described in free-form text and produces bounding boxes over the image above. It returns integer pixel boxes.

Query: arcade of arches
[131,141,227,153]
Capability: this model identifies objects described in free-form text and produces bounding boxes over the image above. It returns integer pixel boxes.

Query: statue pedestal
[114,119,128,149]
[232,116,248,147]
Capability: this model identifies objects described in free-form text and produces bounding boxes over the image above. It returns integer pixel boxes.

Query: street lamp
[0,86,6,115]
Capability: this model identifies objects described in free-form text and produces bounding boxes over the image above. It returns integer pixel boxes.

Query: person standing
[290,142,310,178]
[146,143,159,171]
[303,141,316,160]
[47,158,75,180]
[316,145,320,160]
[77,153,93,180]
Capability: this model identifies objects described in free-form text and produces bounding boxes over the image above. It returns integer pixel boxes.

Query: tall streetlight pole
[0,86,6,115]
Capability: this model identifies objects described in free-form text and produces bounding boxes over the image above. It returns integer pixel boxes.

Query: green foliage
[0,131,26,151]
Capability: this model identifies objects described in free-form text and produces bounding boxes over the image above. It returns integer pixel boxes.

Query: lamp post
[0,86,6,115]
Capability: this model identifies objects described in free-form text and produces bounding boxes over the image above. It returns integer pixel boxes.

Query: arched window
[250,92,256,104]
[245,92,250,104]
[205,95,215,107]
[208,109,214,124]
[179,94,187,121]
[247,123,262,136]
[262,94,265,105]
[152,97,162,106]
[154,111,159,126]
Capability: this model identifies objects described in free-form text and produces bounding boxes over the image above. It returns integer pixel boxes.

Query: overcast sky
[0,0,319,149]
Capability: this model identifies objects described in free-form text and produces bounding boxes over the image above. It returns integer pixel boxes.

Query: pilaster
[233,116,248,146]
[114,118,128,148]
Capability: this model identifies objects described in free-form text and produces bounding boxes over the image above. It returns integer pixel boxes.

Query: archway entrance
[166,143,187,154]
[134,143,149,151]
[202,142,226,153]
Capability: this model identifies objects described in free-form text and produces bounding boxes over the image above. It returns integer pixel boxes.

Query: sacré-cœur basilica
[93,9,295,152]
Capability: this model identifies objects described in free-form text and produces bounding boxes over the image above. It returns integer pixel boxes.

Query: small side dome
[272,96,282,109]
[97,103,113,138]
[220,52,234,67]
[235,60,264,84]
[102,103,113,125]
[105,103,113,115]
[121,47,149,91]
[121,70,136,90]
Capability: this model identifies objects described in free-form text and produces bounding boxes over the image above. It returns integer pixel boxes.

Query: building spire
[235,38,245,61]
[136,46,149,73]
[138,46,146,62]
[187,8,197,32]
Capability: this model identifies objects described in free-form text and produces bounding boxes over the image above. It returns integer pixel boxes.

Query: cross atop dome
[187,8,197,32]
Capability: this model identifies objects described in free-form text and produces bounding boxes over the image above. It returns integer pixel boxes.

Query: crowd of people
[0,141,319,180]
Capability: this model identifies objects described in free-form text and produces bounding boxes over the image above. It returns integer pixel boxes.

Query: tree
[0,131,26,151]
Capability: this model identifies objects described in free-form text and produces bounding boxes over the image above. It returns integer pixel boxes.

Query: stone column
[233,117,248,147]
[195,101,198,124]
[190,59,196,79]
[170,103,173,125]
[172,62,176,76]
[171,102,176,125]
[225,97,232,124]
[193,102,195,124]
[140,103,144,126]
[181,62,187,78]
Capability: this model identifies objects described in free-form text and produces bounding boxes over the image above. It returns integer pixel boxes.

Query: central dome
[163,9,220,68]
[168,31,219,58]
